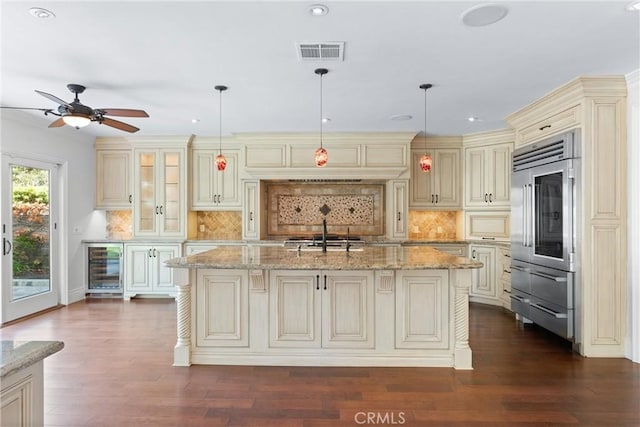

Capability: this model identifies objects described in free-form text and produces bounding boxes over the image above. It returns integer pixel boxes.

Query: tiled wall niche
[265,181,385,237]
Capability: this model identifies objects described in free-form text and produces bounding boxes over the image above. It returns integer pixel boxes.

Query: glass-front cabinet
[132,142,188,238]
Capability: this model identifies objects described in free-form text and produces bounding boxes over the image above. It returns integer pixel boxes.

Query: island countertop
[1,340,64,378]
[165,245,483,270]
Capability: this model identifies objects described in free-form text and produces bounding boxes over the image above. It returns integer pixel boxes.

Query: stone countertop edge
[1,340,64,378]
[165,246,484,270]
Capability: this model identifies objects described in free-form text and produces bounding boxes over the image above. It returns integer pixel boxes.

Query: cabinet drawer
[516,105,581,147]
[529,295,574,340]
[430,244,468,257]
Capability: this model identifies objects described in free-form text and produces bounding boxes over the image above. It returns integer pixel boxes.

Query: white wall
[627,69,640,363]
[0,112,106,304]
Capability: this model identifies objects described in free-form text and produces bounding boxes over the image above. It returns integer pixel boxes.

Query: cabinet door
[95,149,131,209]
[395,270,449,349]
[388,180,408,240]
[133,150,158,236]
[191,149,240,210]
[410,149,435,207]
[152,245,180,292]
[465,146,488,207]
[158,150,184,237]
[269,271,321,348]
[470,245,497,301]
[242,180,260,240]
[124,245,153,292]
[196,269,248,347]
[433,149,461,207]
[322,271,374,349]
[487,143,512,207]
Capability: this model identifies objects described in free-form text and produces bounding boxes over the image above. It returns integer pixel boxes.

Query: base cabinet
[269,270,375,349]
[395,270,449,349]
[123,243,181,299]
[196,269,249,347]
[469,245,498,306]
[0,362,43,427]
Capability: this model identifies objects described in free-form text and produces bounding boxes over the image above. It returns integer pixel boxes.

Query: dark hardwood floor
[1,299,638,426]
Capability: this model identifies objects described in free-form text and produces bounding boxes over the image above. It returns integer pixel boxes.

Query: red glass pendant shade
[419,154,432,172]
[215,154,227,171]
[315,147,328,168]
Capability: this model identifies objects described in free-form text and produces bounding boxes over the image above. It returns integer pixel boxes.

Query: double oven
[510,130,580,341]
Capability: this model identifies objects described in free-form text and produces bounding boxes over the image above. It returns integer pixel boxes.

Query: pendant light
[418,83,433,172]
[314,68,329,167]
[214,85,228,171]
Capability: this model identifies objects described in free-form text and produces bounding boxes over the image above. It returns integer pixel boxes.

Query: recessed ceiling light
[29,7,55,19]
[191,119,200,123]
[309,4,329,16]
[322,117,331,123]
[467,116,481,122]
[461,3,508,27]
[626,1,640,11]
[390,114,413,121]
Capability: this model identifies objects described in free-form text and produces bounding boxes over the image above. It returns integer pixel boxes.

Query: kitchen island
[166,245,482,369]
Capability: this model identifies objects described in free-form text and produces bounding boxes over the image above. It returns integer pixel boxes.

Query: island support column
[451,268,473,370]
[173,268,192,366]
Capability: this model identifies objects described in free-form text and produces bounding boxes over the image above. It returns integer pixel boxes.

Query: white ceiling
[1,1,638,139]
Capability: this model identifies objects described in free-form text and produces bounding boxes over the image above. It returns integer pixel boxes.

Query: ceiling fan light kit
[62,114,91,129]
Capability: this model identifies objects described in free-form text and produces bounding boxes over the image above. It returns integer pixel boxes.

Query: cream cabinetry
[395,270,449,349]
[269,270,375,349]
[242,180,261,240]
[429,243,468,257]
[498,247,511,310]
[409,148,461,209]
[132,144,187,238]
[123,243,180,299]
[95,139,132,209]
[196,269,249,348]
[190,148,241,210]
[1,361,43,427]
[387,180,408,240]
[464,211,510,242]
[464,140,512,208]
[469,244,498,306]
[505,76,628,357]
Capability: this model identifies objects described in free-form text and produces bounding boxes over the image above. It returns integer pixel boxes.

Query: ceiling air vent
[296,42,345,61]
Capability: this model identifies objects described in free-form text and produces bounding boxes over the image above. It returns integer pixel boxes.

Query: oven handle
[530,303,567,318]
[530,270,567,282]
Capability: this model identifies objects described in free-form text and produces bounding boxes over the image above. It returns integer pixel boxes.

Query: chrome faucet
[322,218,328,252]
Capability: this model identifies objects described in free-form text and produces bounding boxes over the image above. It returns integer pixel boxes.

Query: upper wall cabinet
[409,146,461,209]
[131,136,192,239]
[463,130,514,209]
[190,147,241,210]
[95,138,132,210]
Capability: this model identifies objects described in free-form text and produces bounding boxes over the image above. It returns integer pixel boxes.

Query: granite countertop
[166,245,483,270]
[1,340,64,378]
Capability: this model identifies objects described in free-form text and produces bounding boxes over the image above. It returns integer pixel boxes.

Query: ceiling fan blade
[98,108,149,118]
[0,106,52,111]
[35,90,71,108]
[100,117,140,133]
[48,118,66,128]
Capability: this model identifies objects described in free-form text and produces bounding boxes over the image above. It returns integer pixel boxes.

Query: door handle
[155,206,159,215]
[249,212,254,221]
[530,303,567,318]
[435,194,438,203]
[489,193,492,203]
[471,249,477,259]
[431,194,434,203]
[159,205,163,215]
[316,274,320,290]
[484,193,488,203]
[129,194,132,204]
[153,248,157,258]
[397,212,401,221]
[148,249,152,258]
[323,275,327,290]
[2,237,11,255]
[530,270,567,282]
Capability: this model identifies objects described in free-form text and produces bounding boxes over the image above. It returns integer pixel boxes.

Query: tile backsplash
[106,210,132,240]
[196,211,242,240]
[408,211,459,240]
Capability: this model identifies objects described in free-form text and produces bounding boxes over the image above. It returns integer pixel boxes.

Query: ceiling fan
[0,84,149,133]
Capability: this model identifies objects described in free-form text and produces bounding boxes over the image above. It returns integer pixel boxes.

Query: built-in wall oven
[510,130,580,341]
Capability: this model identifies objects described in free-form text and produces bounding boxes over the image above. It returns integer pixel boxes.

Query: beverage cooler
[85,243,123,295]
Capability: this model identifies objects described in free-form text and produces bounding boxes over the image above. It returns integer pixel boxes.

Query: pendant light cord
[423,85,427,154]
[219,88,223,156]
[319,71,323,149]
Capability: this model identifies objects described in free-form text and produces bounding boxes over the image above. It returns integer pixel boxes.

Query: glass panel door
[1,156,59,323]
[534,171,564,259]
